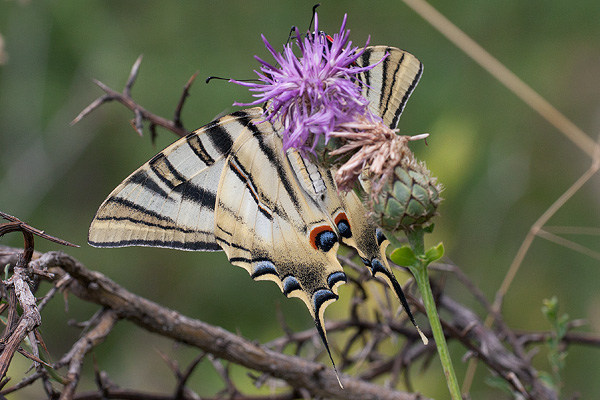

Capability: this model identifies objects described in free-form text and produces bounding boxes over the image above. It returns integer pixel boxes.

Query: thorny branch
[0,246,427,400]
[0,213,77,384]
[0,243,593,399]
[70,55,196,140]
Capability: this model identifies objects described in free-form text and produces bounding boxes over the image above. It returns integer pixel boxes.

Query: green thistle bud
[371,155,442,233]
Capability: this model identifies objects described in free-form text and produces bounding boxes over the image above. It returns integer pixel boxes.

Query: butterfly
[88,46,423,374]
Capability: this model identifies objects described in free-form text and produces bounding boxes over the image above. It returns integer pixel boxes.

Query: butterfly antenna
[285,26,300,46]
[309,4,321,32]
[285,4,320,47]
[314,317,344,388]
[205,76,259,84]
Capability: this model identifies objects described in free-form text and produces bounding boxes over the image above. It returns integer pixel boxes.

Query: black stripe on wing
[102,197,174,222]
[172,181,217,206]
[89,237,221,251]
[128,170,170,199]
[241,114,303,212]
[186,133,216,166]
[228,155,274,220]
[378,48,396,123]
[93,214,197,234]
[391,61,423,129]
[206,122,235,157]
[149,153,187,189]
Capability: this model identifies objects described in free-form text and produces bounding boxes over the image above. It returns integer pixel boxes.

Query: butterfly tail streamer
[372,259,428,345]
[314,315,344,388]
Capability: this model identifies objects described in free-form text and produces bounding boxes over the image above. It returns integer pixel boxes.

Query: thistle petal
[231,13,380,155]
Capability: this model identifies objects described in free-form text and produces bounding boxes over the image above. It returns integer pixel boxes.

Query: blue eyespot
[376,228,386,246]
[313,289,338,311]
[337,219,352,239]
[334,212,352,239]
[283,275,302,296]
[310,226,339,252]
[251,260,278,279]
[327,271,347,289]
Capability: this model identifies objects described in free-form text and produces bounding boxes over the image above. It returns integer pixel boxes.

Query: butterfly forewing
[89,109,264,251]
[357,46,423,129]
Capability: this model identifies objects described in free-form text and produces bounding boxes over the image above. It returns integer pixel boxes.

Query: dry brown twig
[0,246,430,400]
[0,243,582,399]
[0,213,77,384]
[70,55,197,140]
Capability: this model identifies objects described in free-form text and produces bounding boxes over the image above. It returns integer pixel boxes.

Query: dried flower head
[232,14,382,154]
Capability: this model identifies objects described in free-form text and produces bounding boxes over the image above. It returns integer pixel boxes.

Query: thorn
[93,79,114,94]
[150,123,158,145]
[135,109,144,136]
[174,71,199,129]
[0,212,79,248]
[125,55,143,96]
[70,94,111,126]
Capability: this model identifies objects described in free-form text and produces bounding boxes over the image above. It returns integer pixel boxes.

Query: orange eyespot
[334,212,352,239]
[309,225,337,252]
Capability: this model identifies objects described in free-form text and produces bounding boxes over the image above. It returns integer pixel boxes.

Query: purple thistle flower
[232,14,383,154]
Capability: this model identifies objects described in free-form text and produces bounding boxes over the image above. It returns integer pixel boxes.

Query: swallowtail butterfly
[89,45,423,374]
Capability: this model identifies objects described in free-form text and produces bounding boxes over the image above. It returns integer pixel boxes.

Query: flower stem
[405,228,462,400]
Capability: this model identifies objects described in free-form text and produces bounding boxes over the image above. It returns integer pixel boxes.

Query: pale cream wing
[88,108,264,251]
[357,46,423,129]
[213,119,347,362]
[287,149,422,331]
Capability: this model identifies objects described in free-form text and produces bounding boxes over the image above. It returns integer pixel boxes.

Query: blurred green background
[1,0,599,398]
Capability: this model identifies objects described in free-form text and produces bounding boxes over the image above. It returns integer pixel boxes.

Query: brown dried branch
[74,386,297,400]
[0,258,42,379]
[0,211,78,250]
[174,71,199,129]
[0,212,80,383]
[0,243,585,399]
[6,249,427,400]
[71,56,194,139]
[174,352,206,399]
[56,309,118,400]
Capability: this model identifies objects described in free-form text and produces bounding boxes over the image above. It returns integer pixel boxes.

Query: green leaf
[425,242,445,264]
[542,296,559,320]
[485,375,515,395]
[423,223,435,234]
[390,246,417,266]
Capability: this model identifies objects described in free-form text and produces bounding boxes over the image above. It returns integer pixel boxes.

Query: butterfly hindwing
[213,114,346,356]
[287,149,420,327]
